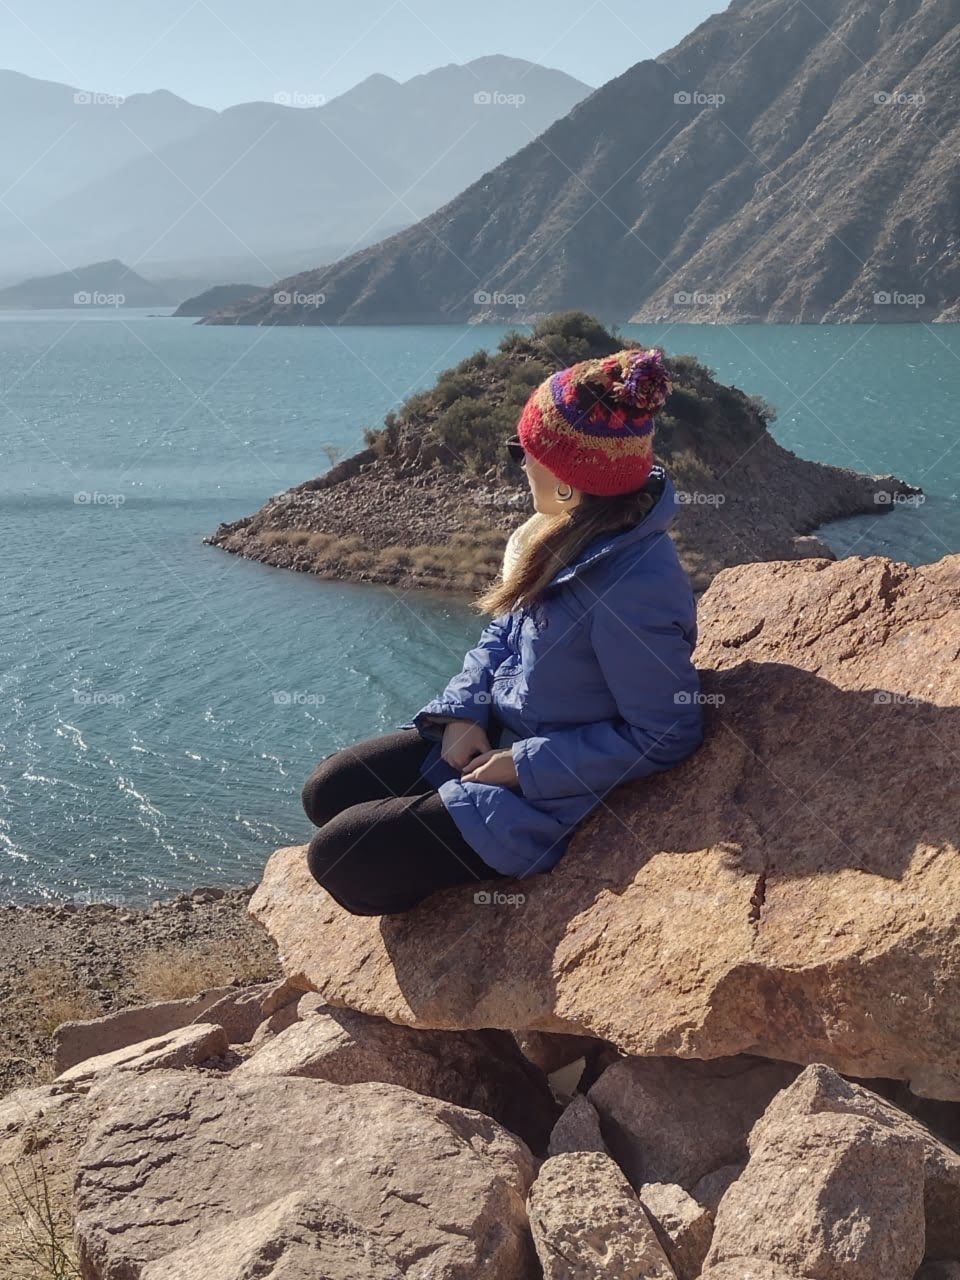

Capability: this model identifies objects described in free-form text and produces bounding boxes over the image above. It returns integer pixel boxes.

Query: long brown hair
[477,483,658,616]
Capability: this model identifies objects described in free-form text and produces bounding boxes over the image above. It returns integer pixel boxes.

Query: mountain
[0,71,213,223]
[0,57,591,283]
[208,0,959,326]
[173,283,264,317]
[0,259,177,308]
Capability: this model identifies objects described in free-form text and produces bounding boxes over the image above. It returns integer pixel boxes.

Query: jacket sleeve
[510,578,703,800]
[411,613,513,738]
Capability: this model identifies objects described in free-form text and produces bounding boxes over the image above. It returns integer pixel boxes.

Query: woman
[301,347,704,915]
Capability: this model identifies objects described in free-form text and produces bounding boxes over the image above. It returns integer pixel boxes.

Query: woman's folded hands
[439,720,520,787]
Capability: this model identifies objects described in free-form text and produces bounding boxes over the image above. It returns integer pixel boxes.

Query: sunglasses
[505,436,526,466]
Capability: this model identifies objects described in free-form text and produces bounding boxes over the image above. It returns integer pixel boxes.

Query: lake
[1,312,956,903]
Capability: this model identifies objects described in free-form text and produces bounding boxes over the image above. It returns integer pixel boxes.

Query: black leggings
[301,729,509,916]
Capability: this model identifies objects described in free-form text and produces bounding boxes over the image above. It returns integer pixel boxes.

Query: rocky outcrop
[249,552,960,1097]
[234,996,559,1152]
[72,1072,538,1279]
[703,1064,960,1279]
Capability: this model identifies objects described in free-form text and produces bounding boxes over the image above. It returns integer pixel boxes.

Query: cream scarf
[500,511,550,580]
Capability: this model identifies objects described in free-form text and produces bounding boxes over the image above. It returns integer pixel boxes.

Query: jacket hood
[546,465,677,588]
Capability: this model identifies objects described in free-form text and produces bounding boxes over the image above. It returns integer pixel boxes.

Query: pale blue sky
[2,0,732,108]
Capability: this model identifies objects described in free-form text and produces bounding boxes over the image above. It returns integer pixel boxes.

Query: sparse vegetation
[358,311,768,477]
[130,938,277,1002]
[0,1146,80,1280]
[5,966,100,1049]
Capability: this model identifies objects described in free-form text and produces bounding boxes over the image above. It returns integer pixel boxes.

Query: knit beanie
[516,347,672,496]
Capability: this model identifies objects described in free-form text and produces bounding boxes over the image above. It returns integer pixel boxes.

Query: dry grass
[254,523,506,591]
[6,967,101,1045]
[0,1149,80,1280]
[129,937,278,1002]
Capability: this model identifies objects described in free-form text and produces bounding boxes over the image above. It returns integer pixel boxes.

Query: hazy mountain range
[0,57,591,288]
[208,0,959,326]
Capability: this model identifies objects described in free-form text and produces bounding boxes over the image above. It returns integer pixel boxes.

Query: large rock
[53,985,233,1073]
[705,1107,926,1279]
[639,1182,713,1280]
[53,1022,228,1091]
[548,1094,608,1157]
[191,976,303,1044]
[73,1070,538,1280]
[752,1065,960,1259]
[528,1151,676,1279]
[250,554,960,1096]
[233,999,559,1152]
[588,1055,798,1188]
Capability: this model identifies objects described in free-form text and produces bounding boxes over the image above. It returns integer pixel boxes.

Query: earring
[556,482,574,502]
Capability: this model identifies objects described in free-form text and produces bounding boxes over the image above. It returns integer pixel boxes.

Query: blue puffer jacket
[398,467,703,878]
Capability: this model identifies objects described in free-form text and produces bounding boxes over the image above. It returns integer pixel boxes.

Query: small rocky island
[207,312,920,595]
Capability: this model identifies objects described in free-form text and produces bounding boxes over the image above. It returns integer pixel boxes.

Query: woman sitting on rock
[302,347,704,914]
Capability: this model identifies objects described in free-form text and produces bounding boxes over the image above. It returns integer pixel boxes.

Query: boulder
[233,1000,559,1152]
[691,1163,744,1215]
[249,555,960,1098]
[191,976,303,1044]
[528,1151,676,1279]
[53,984,233,1072]
[73,1071,538,1280]
[705,1110,926,1279]
[139,1194,404,1279]
[752,1064,960,1259]
[548,1094,608,1157]
[53,1022,228,1091]
[639,1182,713,1280]
[588,1055,798,1188]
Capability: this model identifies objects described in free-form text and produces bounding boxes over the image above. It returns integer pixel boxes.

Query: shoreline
[0,881,281,1099]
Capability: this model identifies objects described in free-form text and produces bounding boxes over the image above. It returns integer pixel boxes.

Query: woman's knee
[301,749,355,826]
[304,817,417,917]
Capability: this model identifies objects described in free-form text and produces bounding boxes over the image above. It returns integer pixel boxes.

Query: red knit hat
[516,347,672,496]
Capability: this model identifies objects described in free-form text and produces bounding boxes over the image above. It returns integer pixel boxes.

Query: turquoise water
[1,313,957,904]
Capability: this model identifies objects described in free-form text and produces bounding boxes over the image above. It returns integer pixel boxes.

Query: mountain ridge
[206,0,958,326]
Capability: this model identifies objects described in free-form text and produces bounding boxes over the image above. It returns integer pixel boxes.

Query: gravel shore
[0,882,282,1098]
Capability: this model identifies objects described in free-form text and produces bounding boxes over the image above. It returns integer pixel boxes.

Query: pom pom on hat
[516,347,672,496]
